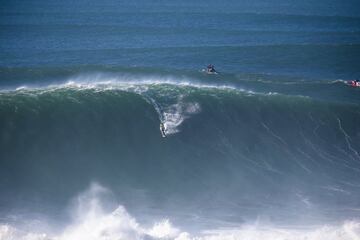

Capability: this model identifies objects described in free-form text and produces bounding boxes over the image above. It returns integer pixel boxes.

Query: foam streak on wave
[337,118,360,162]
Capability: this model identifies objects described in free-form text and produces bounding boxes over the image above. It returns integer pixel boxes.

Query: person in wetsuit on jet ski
[350,79,360,87]
[207,64,216,73]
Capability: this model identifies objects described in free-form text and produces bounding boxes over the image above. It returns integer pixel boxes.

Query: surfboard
[161,130,166,138]
[160,124,166,137]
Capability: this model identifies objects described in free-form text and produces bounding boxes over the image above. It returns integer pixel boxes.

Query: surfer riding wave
[160,122,166,137]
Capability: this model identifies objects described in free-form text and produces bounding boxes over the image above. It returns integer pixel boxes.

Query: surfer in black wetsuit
[160,122,166,137]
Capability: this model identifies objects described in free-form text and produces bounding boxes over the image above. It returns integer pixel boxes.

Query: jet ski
[203,64,218,74]
[206,69,218,75]
[349,79,360,87]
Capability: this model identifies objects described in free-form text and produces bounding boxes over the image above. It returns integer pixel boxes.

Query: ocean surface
[1,0,360,239]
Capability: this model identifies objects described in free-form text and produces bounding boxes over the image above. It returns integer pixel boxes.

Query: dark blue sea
[1,0,360,239]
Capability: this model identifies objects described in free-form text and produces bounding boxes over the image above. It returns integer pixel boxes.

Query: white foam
[2,73,241,95]
[0,225,49,240]
[15,86,28,91]
[331,79,348,84]
[162,100,201,135]
[147,220,180,239]
[196,223,360,240]
[1,183,360,240]
[2,213,360,240]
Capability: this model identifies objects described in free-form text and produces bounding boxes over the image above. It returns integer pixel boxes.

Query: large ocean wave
[0,72,360,239]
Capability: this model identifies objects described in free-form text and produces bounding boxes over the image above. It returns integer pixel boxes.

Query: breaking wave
[1,183,360,240]
[1,72,360,240]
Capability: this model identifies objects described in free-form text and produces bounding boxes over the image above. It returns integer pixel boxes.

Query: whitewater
[1,183,360,240]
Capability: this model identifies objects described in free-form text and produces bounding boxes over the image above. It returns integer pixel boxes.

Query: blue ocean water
[1,0,360,239]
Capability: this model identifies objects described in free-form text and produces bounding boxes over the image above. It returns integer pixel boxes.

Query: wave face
[0,71,360,239]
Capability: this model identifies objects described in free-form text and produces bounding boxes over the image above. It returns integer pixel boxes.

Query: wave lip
[1,72,240,93]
